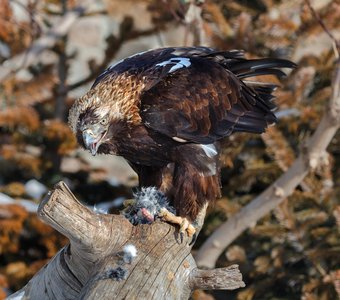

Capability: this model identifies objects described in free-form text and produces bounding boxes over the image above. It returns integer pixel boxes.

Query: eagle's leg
[158,207,196,238]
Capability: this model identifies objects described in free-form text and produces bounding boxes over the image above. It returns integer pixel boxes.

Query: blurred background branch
[0,6,84,81]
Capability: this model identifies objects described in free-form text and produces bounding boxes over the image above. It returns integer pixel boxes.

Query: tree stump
[8,181,245,300]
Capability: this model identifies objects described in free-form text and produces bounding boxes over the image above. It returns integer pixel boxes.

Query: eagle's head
[69,73,143,156]
[76,107,131,156]
[77,107,111,156]
[68,91,129,156]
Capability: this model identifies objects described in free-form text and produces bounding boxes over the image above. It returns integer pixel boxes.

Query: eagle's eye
[100,118,108,126]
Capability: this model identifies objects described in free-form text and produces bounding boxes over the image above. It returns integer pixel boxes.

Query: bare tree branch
[304,0,340,52]
[0,7,84,82]
[189,265,245,290]
[68,25,158,91]
[54,0,69,122]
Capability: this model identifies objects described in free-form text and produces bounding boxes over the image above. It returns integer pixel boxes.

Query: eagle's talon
[179,218,188,233]
[179,232,184,244]
[179,218,196,238]
[158,208,196,241]
[189,233,197,246]
[158,207,168,219]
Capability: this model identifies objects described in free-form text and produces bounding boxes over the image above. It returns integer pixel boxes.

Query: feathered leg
[159,144,221,239]
[172,144,221,220]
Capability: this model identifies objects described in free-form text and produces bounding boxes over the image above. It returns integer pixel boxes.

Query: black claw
[189,233,197,246]
[180,232,184,244]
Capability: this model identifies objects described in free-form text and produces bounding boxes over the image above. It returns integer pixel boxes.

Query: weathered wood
[189,265,245,290]
[8,181,244,299]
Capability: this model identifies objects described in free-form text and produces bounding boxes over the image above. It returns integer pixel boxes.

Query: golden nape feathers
[68,74,144,133]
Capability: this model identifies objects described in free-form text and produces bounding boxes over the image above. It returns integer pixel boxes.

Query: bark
[8,182,244,300]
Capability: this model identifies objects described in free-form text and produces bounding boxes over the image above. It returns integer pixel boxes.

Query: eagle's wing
[138,49,294,144]
[93,47,295,144]
[92,47,224,89]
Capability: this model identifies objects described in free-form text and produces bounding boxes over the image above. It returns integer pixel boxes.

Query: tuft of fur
[122,244,137,264]
[123,187,175,225]
[103,267,128,281]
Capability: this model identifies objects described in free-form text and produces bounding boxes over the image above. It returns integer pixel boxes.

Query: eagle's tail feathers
[237,68,288,79]
[228,58,296,79]
[232,113,276,133]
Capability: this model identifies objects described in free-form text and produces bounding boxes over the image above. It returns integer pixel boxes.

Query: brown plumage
[69,47,295,221]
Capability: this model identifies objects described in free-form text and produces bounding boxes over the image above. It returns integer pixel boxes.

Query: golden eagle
[69,47,295,235]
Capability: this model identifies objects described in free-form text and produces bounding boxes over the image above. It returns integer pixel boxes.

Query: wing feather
[91,47,295,144]
[140,57,280,144]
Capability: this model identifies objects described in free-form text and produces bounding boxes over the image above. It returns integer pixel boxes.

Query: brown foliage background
[0,0,339,299]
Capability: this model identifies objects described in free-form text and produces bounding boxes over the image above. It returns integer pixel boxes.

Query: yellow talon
[158,208,196,238]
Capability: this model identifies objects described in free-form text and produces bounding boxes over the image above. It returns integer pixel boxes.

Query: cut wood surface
[8,181,244,300]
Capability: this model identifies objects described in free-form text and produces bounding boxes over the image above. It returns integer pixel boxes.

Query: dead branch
[68,24,159,91]
[304,0,340,51]
[54,0,69,122]
[189,265,245,290]
[0,7,84,82]
[196,38,340,269]
[8,181,244,299]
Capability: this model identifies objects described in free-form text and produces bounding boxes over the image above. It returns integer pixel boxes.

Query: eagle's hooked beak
[82,128,106,156]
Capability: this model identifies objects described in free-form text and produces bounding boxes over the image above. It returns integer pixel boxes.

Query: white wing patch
[200,144,217,158]
[156,57,191,73]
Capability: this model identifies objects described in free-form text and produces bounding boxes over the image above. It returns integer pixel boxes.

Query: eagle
[69,47,295,236]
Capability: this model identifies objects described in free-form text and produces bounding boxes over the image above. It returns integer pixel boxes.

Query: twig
[0,7,84,82]
[304,0,340,52]
[163,0,186,23]
[183,0,205,46]
[262,126,315,192]
[68,26,158,91]
[54,0,69,122]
